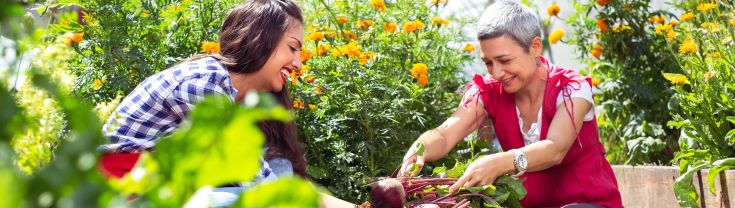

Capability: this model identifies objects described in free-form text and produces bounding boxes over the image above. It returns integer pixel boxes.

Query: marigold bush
[294,0,474,201]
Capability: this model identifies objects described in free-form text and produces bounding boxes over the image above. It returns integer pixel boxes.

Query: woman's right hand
[398,141,426,177]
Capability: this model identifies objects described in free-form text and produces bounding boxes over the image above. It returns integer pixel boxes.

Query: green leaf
[238,177,321,208]
[674,163,708,208]
[726,116,735,125]
[707,158,735,194]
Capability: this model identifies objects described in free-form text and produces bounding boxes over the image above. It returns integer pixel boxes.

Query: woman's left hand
[448,154,506,193]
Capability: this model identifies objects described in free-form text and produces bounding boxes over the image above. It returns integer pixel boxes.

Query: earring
[535,58,542,67]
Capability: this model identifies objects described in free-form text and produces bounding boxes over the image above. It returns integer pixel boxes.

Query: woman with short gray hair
[399,1,622,207]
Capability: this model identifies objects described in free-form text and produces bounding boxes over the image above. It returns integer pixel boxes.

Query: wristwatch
[511,149,528,178]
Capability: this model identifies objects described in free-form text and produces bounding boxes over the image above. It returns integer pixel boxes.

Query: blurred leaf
[237,177,321,208]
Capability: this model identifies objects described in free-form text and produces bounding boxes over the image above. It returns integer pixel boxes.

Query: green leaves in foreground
[237,177,321,208]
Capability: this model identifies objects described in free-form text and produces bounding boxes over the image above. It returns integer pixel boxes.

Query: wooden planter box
[612,165,735,208]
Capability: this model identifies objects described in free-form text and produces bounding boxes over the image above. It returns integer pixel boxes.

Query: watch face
[519,155,528,169]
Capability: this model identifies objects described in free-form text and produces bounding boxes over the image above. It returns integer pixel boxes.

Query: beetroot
[370,178,406,208]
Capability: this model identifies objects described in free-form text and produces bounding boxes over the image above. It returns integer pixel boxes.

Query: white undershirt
[518,80,595,146]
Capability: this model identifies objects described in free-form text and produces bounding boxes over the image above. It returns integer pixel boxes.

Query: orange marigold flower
[335,41,363,58]
[669,20,680,26]
[370,0,386,12]
[596,0,610,6]
[463,44,476,53]
[430,0,447,5]
[341,30,357,40]
[707,52,721,59]
[306,32,325,41]
[359,52,375,65]
[314,87,324,94]
[201,41,220,53]
[704,71,715,80]
[316,43,331,56]
[666,30,678,41]
[418,74,428,87]
[71,32,83,43]
[410,63,428,79]
[293,98,304,109]
[356,20,373,30]
[304,74,315,83]
[402,20,424,33]
[591,44,603,59]
[308,104,316,110]
[300,49,312,62]
[337,16,348,23]
[597,19,609,33]
[547,3,560,17]
[430,17,449,26]
[384,22,397,33]
[681,12,695,22]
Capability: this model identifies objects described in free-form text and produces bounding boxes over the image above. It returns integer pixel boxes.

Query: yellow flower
[418,74,428,87]
[430,17,449,26]
[316,43,331,56]
[663,73,689,85]
[666,30,678,41]
[463,44,476,53]
[707,52,721,59]
[324,30,336,38]
[355,20,373,30]
[337,16,348,24]
[547,3,560,17]
[300,48,312,63]
[704,71,715,81]
[308,104,316,110]
[730,19,735,26]
[290,70,300,84]
[384,22,397,33]
[93,79,105,90]
[402,20,424,33]
[612,25,632,32]
[591,44,603,59]
[335,41,363,58]
[548,29,565,44]
[696,3,716,12]
[314,87,324,94]
[410,63,428,79]
[700,22,720,31]
[654,23,672,34]
[370,0,386,12]
[306,32,325,41]
[669,20,680,26]
[201,41,220,53]
[681,12,695,22]
[678,37,698,55]
[597,19,609,33]
[591,78,601,87]
[304,74,315,83]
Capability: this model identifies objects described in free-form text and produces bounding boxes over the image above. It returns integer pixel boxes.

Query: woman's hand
[398,141,426,177]
[448,153,510,193]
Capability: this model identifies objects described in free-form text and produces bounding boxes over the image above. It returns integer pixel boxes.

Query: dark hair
[215,0,303,74]
[214,0,308,177]
[258,85,308,178]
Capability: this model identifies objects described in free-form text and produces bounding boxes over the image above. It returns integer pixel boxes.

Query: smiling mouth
[281,67,293,80]
[501,76,515,85]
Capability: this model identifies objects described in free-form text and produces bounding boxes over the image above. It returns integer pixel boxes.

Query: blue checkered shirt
[100,56,276,181]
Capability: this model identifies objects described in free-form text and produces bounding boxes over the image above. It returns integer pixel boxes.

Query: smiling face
[251,24,304,92]
[479,34,543,93]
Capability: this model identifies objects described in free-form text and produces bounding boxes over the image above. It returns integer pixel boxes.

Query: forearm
[519,140,567,172]
[415,129,451,161]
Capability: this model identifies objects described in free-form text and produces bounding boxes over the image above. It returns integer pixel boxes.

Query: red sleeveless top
[461,57,622,207]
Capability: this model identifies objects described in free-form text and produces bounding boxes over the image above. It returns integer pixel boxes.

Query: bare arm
[399,100,487,176]
[449,97,591,192]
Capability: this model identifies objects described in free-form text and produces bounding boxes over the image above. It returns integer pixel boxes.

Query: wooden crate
[612,165,735,208]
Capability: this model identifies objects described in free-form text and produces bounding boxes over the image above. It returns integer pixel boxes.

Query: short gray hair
[476,1,543,52]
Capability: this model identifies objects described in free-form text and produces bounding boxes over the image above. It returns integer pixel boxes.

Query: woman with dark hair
[97,0,352,206]
[398,1,622,207]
